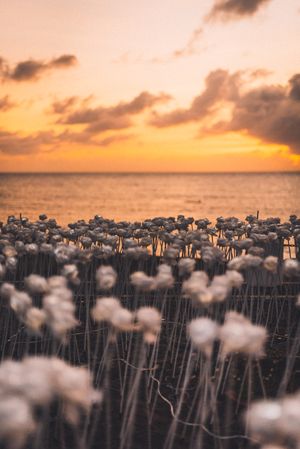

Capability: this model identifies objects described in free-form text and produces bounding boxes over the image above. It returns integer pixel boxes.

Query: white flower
[188,317,219,356]
[136,307,162,344]
[91,297,121,322]
[25,274,49,295]
[96,265,117,290]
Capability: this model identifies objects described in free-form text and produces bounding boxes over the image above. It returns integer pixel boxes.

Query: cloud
[211,75,300,154]
[50,95,94,115]
[0,130,57,155]
[172,27,203,59]
[0,125,135,156]
[151,27,203,63]
[59,91,172,134]
[150,68,300,155]
[115,28,203,65]
[0,95,15,111]
[50,97,79,114]
[0,90,170,156]
[289,74,300,102]
[206,0,272,21]
[0,54,77,82]
[248,68,273,80]
[97,134,133,147]
[85,116,132,134]
[48,55,77,68]
[0,128,135,155]
[150,69,241,127]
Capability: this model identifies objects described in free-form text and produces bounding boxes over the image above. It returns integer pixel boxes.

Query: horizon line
[0,171,299,175]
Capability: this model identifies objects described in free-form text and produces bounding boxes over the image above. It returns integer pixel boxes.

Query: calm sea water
[0,173,299,225]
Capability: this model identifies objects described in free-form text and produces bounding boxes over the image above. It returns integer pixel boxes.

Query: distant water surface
[0,173,299,225]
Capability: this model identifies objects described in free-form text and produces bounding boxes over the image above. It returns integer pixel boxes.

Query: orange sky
[0,0,300,172]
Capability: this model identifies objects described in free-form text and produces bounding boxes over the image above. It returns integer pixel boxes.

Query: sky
[0,0,300,172]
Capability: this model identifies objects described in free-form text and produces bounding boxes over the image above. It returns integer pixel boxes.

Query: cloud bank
[0,90,170,155]
[150,69,300,154]
[2,72,299,157]
[0,54,77,82]
[214,74,300,154]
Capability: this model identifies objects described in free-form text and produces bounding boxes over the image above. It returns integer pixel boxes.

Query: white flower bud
[178,258,196,276]
[25,274,49,295]
[24,307,46,334]
[91,297,121,322]
[111,308,133,331]
[96,265,117,290]
[188,317,219,356]
[263,256,278,273]
[130,271,156,291]
[136,307,161,344]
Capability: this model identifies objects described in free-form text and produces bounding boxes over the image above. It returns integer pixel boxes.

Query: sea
[0,172,299,225]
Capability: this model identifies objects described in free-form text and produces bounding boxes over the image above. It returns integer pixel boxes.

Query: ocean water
[0,172,299,225]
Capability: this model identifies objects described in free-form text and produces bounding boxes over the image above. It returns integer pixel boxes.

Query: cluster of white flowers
[182,271,210,303]
[182,270,243,305]
[0,357,101,449]
[130,264,174,291]
[91,297,133,333]
[247,393,300,446]
[220,311,267,358]
[178,258,196,276]
[42,276,77,342]
[228,254,263,271]
[0,274,78,341]
[91,298,162,343]
[188,310,266,359]
[130,271,156,292]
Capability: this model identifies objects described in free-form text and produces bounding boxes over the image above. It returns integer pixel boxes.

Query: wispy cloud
[49,95,94,115]
[206,0,272,22]
[114,27,203,65]
[50,97,80,114]
[151,27,203,63]
[0,54,77,82]
[57,91,172,134]
[0,130,57,155]
[0,127,134,156]
[0,95,15,111]
[97,134,134,147]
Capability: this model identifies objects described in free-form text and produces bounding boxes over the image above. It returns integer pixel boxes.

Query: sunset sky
[0,0,300,172]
